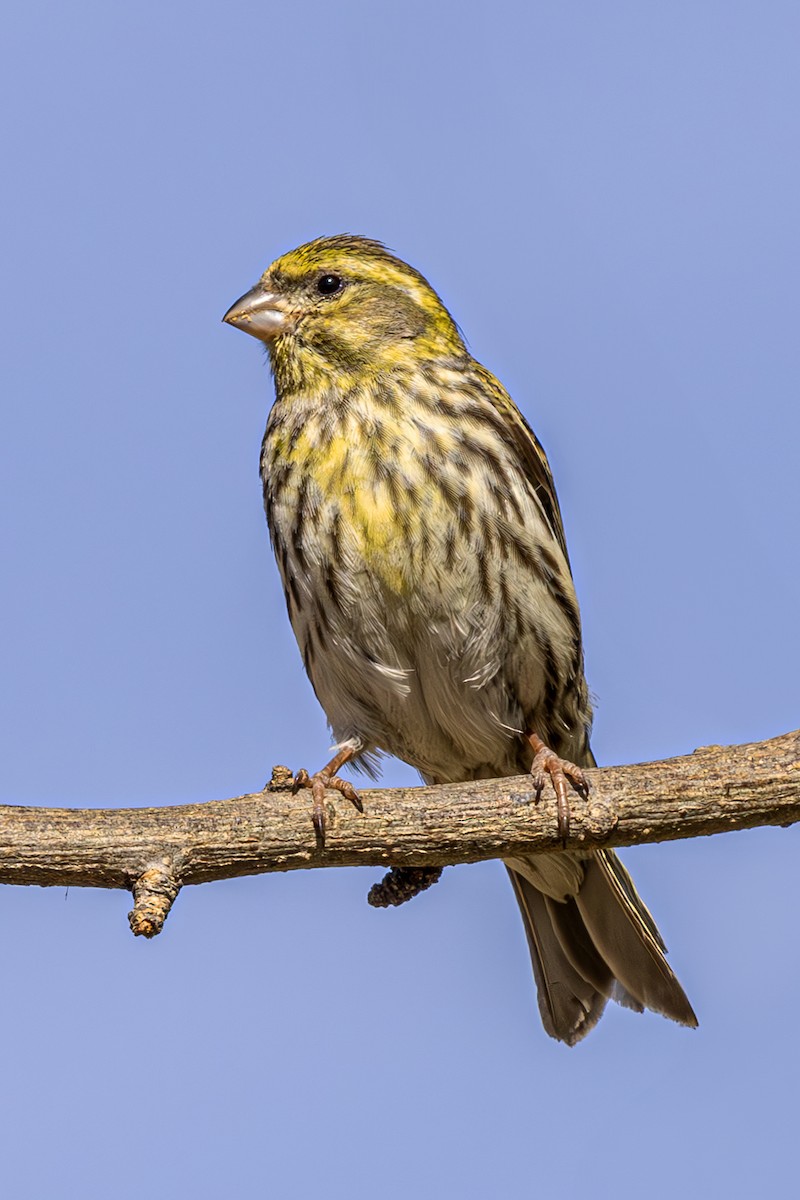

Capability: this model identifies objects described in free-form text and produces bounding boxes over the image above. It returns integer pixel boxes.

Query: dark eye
[317,274,343,295]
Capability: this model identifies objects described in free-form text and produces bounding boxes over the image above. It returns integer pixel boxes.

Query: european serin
[223,235,696,1044]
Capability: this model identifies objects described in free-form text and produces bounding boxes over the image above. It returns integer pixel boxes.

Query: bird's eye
[317,274,343,295]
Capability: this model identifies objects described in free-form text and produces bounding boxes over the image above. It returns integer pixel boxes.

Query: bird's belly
[279,516,550,781]
[315,604,536,781]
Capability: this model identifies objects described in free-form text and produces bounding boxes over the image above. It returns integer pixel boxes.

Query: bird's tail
[505,848,697,1045]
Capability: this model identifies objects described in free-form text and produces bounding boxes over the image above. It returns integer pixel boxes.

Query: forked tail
[506,848,697,1045]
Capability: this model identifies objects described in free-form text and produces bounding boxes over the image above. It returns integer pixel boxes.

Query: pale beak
[222,284,287,342]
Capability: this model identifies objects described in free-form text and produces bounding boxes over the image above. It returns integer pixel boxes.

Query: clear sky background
[2,3,799,1197]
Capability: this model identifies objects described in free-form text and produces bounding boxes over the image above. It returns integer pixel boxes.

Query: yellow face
[223,235,465,378]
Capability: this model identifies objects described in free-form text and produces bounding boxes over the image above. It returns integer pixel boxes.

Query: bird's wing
[473,362,571,567]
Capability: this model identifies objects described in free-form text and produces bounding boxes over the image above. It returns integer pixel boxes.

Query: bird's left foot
[527,732,589,844]
[292,745,363,846]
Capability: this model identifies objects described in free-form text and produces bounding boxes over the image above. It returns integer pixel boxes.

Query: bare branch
[1,730,798,935]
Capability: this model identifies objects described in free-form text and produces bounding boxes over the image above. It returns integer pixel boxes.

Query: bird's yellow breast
[266,398,462,596]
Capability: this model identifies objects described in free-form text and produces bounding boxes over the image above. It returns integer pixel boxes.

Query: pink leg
[293,745,363,845]
[526,732,590,843]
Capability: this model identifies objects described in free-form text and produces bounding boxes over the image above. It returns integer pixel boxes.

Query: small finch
[224,235,696,1044]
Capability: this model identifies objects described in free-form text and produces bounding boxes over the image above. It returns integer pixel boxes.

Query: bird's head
[223,235,465,389]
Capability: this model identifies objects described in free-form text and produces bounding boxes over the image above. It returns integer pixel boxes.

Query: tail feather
[575,851,698,1027]
[545,891,647,1014]
[543,893,622,1001]
[507,869,607,1046]
[593,848,668,952]
[506,848,697,1042]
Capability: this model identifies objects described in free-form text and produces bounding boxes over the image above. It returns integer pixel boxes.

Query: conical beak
[222,284,287,342]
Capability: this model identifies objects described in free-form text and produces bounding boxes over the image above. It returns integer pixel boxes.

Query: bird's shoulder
[468,360,570,565]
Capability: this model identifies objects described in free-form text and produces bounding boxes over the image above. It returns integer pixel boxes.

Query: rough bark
[1,730,797,936]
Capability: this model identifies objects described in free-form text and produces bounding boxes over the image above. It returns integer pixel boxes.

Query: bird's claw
[292,764,363,846]
[528,738,589,845]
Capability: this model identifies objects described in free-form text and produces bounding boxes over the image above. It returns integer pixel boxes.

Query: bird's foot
[527,732,589,844]
[292,745,363,846]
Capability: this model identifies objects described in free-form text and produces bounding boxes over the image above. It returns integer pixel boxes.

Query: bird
[223,234,697,1044]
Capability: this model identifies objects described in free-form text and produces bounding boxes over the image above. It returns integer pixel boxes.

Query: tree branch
[1,730,798,935]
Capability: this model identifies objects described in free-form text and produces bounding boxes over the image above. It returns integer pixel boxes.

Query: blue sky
[2,3,799,1196]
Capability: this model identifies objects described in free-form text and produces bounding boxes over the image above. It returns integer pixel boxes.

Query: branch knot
[128,861,181,938]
